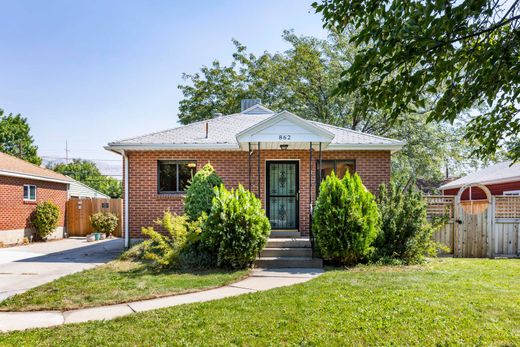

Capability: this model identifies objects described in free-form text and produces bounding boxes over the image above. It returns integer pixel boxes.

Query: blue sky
[0,0,326,167]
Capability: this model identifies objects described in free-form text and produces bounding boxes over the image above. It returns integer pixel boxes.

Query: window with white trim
[23,185,36,201]
[503,190,520,196]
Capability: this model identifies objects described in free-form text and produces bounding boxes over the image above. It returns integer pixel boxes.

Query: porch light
[280,144,289,150]
[187,163,197,168]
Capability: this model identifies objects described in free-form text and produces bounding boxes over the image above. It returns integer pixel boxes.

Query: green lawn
[0,260,248,311]
[1,258,519,346]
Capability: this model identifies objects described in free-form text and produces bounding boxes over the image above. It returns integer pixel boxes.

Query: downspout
[122,150,130,249]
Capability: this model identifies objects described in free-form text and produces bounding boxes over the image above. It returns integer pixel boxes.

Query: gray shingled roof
[108,109,403,149]
[440,161,520,190]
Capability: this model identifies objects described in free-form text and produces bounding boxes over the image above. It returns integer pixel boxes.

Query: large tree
[0,109,41,165]
[178,31,472,181]
[313,0,520,161]
[50,159,122,198]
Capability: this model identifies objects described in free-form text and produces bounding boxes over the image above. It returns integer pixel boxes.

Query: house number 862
[278,135,291,140]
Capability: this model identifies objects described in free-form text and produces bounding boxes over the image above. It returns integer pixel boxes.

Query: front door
[266,161,299,230]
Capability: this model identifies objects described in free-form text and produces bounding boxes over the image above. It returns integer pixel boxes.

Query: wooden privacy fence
[66,198,123,237]
[426,195,520,258]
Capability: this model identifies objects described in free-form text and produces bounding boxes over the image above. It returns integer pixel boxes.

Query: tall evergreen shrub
[374,182,439,264]
[184,163,223,220]
[313,172,380,264]
[203,184,270,269]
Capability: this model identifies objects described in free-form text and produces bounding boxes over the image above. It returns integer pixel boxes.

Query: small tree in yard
[32,201,60,239]
[374,183,440,264]
[313,172,380,265]
[203,184,270,269]
[184,163,223,220]
[90,212,118,236]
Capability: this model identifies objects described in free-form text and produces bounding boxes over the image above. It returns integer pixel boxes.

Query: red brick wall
[443,181,520,199]
[0,176,67,231]
[126,150,391,237]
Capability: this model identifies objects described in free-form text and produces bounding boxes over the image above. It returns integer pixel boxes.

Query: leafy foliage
[313,172,380,264]
[140,211,193,269]
[49,159,122,198]
[0,109,41,165]
[178,31,472,181]
[32,201,60,239]
[374,183,441,264]
[313,0,520,161]
[89,212,118,235]
[184,163,223,220]
[203,184,270,269]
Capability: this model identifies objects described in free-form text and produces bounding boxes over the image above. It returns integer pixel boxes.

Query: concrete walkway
[0,268,323,332]
[0,238,123,301]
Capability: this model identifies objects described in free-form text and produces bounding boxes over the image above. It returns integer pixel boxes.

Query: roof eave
[0,170,71,185]
[326,143,404,152]
[440,175,520,191]
[105,143,241,152]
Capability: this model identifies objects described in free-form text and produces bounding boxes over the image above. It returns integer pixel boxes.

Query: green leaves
[0,109,41,165]
[32,201,60,239]
[184,163,223,220]
[313,172,380,264]
[203,184,270,269]
[314,0,520,161]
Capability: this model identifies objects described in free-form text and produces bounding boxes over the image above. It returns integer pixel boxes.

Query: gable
[236,111,335,146]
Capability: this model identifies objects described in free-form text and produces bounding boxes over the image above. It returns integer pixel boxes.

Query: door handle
[455,219,463,224]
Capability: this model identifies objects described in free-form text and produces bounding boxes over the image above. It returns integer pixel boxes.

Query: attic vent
[241,99,261,112]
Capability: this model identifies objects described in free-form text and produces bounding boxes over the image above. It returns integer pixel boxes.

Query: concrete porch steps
[255,237,322,268]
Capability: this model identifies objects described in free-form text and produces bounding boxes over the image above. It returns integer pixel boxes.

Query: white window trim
[23,184,37,201]
[503,190,520,196]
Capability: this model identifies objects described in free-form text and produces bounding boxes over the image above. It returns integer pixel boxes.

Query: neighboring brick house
[106,102,404,247]
[0,152,71,244]
[440,161,520,200]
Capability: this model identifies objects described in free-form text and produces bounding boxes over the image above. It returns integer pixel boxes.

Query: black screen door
[266,161,299,230]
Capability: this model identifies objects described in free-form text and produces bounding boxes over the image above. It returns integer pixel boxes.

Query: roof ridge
[310,121,403,143]
[0,152,71,181]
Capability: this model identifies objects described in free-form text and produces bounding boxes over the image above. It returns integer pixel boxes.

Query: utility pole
[65,140,70,164]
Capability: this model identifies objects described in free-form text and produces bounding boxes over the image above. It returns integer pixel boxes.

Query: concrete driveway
[0,237,124,301]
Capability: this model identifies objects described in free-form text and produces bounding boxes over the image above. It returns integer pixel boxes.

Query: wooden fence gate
[66,198,123,237]
[426,185,520,258]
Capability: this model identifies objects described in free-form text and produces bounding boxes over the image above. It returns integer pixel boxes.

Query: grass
[0,258,519,346]
[0,260,249,311]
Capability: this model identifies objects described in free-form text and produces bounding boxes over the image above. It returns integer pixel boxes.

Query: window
[23,185,36,201]
[158,161,197,193]
[316,160,356,187]
[503,190,520,196]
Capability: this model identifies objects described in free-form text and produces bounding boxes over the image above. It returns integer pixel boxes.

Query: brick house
[0,152,71,244]
[106,102,404,249]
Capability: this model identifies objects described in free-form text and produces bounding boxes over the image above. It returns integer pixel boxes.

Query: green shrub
[373,182,441,264]
[140,211,191,269]
[32,201,60,239]
[313,172,380,265]
[90,212,118,235]
[184,163,223,220]
[203,184,270,269]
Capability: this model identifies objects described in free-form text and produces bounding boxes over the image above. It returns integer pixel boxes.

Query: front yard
[1,258,518,346]
[0,260,248,311]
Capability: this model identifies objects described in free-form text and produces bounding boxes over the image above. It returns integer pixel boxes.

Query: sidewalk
[0,268,323,332]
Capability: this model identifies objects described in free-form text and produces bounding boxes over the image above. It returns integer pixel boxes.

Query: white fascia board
[0,170,71,184]
[105,143,241,152]
[439,175,520,190]
[236,111,335,143]
[326,143,404,152]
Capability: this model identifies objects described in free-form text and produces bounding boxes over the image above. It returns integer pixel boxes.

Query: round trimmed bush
[90,212,118,235]
[203,184,270,269]
[184,163,223,220]
[313,172,380,264]
[32,201,60,239]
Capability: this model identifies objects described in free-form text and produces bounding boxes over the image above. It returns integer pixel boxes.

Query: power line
[41,156,121,162]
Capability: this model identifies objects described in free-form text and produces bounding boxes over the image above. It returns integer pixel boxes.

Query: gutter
[0,170,72,184]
